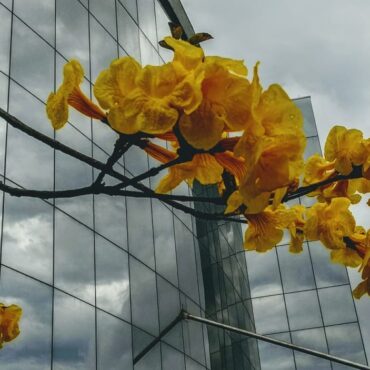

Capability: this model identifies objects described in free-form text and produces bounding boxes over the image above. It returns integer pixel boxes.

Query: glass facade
[0,1,367,370]
[0,1,210,369]
[193,184,260,370]
[244,97,368,370]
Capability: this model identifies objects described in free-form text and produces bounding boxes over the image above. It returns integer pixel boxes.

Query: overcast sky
[181,0,370,361]
[181,0,370,226]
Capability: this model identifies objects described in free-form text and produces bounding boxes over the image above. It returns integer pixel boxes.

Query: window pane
[2,195,53,283]
[90,16,118,83]
[258,332,295,370]
[0,5,11,73]
[97,310,132,370]
[0,267,52,370]
[285,290,322,330]
[134,342,161,370]
[130,258,159,335]
[120,0,138,21]
[318,285,357,326]
[140,32,160,65]
[127,197,155,268]
[291,328,330,370]
[117,4,140,60]
[304,136,322,160]
[14,0,55,44]
[161,343,185,370]
[157,276,183,350]
[55,125,93,227]
[55,210,95,303]
[56,0,90,75]
[277,243,316,293]
[326,323,367,369]
[152,201,178,285]
[96,235,130,320]
[11,18,54,101]
[53,290,96,370]
[7,84,54,189]
[90,0,116,38]
[185,357,206,370]
[94,190,127,249]
[246,249,283,297]
[309,241,349,288]
[174,218,199,303]
[137,0,157,46]
[154,1,172,62]
[294,97,318,137]
[252,295,288,334]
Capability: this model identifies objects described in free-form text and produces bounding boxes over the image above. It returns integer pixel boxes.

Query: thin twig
[283,166,363,202]
[93,136,131,186]
[114,155,189,189]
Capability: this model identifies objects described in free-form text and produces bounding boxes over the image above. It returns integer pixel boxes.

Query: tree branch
[0,108,231,221]
[283,166,363,202]
[93,136,132,186]
[114,155,189,190]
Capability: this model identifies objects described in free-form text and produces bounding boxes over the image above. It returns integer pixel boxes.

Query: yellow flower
[95,54,203,135]
[331,248,362,268]
[156,153,223,193]
[225,190,244,214]
[205,56,248,76]
[164,36,204,72]
[303,154,335,185]
[47,60,105,130]
[303,155,365,203]
[349,178,370,195]
[362,138,370,179]
[234,84,306,213]
[94,56,141,110]
[244,205,295,252]
[238,134,305,213]
[179,61,261,150]
[324,126,366,175]
[94,57,142,134]
[353,265,370,299]
[304,198,356,250]
[0,304,22,349]
[288,205,306,254]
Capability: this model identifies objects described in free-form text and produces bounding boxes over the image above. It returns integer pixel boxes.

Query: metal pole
[183,312,370,370]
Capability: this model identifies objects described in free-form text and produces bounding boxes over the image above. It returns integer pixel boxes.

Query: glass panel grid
[0,2,212,369]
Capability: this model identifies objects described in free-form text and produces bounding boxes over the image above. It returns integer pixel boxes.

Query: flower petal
[179,104,224,150]
[94,56,141,110]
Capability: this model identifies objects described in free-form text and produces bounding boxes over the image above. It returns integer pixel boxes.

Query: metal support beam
[184,312,370,370]
[133,311,184,365]
[133,310,370,370]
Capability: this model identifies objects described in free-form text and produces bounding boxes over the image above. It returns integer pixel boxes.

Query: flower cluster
[45,30,370,299]
[0,304,22,348]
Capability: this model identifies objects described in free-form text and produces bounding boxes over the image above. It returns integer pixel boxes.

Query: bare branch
[0,109,233,221]
[93,136,132,186]
[283,166,363,202]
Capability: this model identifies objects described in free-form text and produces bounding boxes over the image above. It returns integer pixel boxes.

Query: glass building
[244,97,369,370]
[0,1,367,370]
[0,0,216,369]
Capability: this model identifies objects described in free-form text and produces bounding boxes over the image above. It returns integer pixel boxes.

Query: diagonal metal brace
[184,312,370,370]
[133,310,186,365]
[134,310,370,370]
